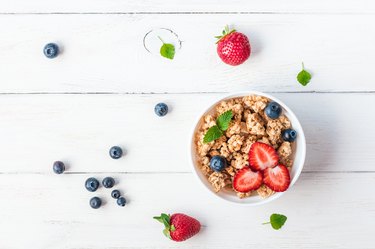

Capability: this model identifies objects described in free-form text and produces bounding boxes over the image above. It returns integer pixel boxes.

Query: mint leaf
[203,126,223,144]
[270,214,287,230]
[263,213,287,230]
[297,62,311,86]
[160,43,175,60]
[202,110,233,143]
[158,36,175,60]
[216,110,233,131]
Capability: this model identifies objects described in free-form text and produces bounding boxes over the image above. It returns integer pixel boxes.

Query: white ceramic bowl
[189,91,306,205]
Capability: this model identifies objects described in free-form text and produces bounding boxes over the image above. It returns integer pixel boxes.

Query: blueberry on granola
[265,102,282,119]
[209,156,227,172]
[282,129,297,142]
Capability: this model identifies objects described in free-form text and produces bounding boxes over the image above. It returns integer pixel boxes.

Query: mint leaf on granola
[203,126,223,144]
[263,213,287,230]
[216,110,233,131]
[202,109,233,143]
[297,62,311,86]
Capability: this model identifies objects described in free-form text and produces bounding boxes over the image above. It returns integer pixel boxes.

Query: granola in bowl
[191,92,305,204]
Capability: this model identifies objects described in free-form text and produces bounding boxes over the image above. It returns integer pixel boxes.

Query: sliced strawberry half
[233,167,263,193]
[263,164,291,192]
[248,142,279,171]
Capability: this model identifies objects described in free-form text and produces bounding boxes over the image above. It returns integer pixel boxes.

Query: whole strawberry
[216,25,251,66]
[153,213,201,242]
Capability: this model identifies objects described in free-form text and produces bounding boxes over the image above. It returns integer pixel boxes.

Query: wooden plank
[0,0,374,13]
[0,14,374,93]
[0,93,374,173]
[0,172,373,249]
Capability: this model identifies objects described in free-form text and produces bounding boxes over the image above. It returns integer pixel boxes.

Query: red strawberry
[249,142,279,171]
[153,213,201,242]
[263,164,291,192]
[233,167,263,193]
[216,25,251,66]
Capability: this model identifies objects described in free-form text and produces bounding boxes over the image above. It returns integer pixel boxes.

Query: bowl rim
[188,91,306,206]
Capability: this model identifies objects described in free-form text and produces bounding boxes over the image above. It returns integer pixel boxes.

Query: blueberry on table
[89,197,102,209]
[265,102,282,119]
[117,197,126,207]
[43,43,59,59]
[111,189,121,199]
[209,156,227,172]
[53,161,65,174]
[102,177,115,188]
[85,177,100,192]
[282,129,297,142]
[109,146,123,159]
[154,103,168,117]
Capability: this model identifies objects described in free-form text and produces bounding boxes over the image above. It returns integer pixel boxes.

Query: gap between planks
[0,171,374,175]
[1,91,375,95]
[0,12,375,15]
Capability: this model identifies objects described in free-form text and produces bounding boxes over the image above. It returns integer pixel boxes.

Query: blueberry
[265,102,282,119]
[102,177,115,188]
[109,146,123,159]
[89,197,102,209]
[282,129,297,142]
[111,189,121,199]
[117,197,126,207]
[53,161,65,174]
[154,103,168,117]
[209,156,227,172]
[85,177,100,192]
[43,43,59,59]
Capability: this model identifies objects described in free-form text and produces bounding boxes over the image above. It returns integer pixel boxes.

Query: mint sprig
[297,62,312,86]
[217,110,233,131]
[263,213,287,230]
[158,36,175,60]
[203,110,233,144]
[203,126,223,144]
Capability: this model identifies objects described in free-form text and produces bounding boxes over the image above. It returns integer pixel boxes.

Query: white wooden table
[0,1,374,248]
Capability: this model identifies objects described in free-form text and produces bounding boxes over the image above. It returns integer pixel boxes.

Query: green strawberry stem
[262,221,271,225]
[153,213,174,240]
[215,25,236,43]
[302,62,305,70]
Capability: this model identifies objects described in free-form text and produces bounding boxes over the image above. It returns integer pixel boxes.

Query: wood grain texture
[0,14,375,93]
[0,93,374,173]
[0,173,374,249]
[0,2,374,248]
[0,0,374,13]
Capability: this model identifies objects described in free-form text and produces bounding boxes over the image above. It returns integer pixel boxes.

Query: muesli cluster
[195,95,297,199]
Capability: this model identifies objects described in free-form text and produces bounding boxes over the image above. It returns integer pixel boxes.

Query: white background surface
[0,1,374,249]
